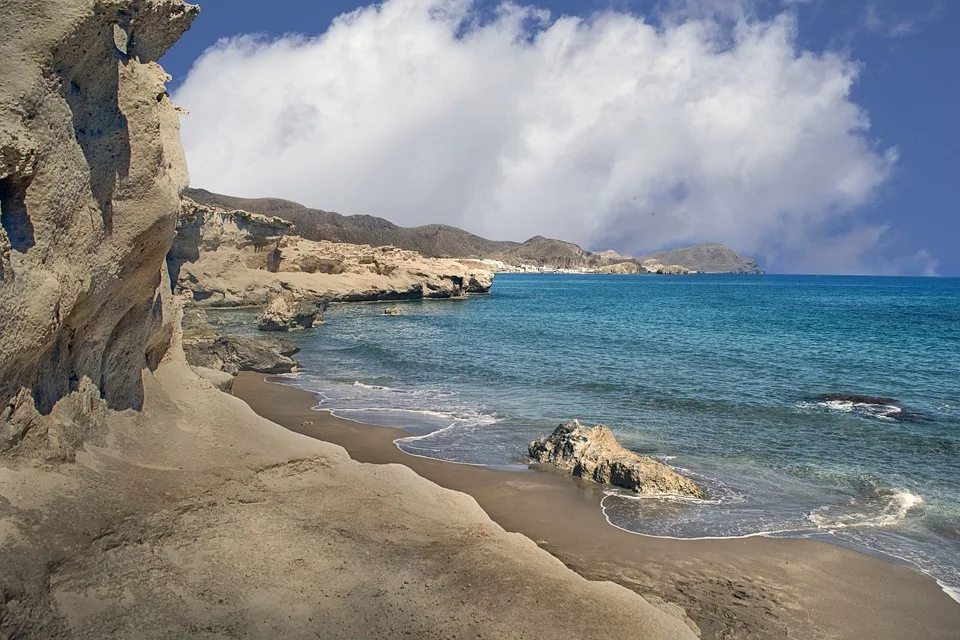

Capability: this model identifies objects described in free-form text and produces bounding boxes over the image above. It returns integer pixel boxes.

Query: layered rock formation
[182,307,300,374]
[0,0,198,459]
[0,5,699,639]
[529,420,708,498]
[642,261,693,275]
[599,261,644,274]
[170,198,494,306]
[257,293,322,331]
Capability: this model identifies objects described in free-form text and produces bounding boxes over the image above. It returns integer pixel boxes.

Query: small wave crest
[797,399,903,421]
[807,490,925,530]
[798,393,936,422]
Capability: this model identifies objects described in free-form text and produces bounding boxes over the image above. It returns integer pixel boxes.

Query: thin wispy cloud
[174,0,922,273]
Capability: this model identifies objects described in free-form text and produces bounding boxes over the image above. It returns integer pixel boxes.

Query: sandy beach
[235,372,960,640]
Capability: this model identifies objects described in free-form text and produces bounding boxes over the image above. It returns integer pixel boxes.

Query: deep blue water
[224,274,960,597]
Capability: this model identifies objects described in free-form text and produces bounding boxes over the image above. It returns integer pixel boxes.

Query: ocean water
[224,274,960,597]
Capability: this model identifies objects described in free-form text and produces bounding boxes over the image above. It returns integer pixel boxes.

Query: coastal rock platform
[169,198,494,306]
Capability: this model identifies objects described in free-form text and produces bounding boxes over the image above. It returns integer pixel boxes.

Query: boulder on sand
[529,420,707,498]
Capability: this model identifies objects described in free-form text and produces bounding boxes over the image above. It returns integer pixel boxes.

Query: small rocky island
[529,420,708,498]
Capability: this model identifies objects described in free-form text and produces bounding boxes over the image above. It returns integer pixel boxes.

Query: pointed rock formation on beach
[529,420,708,498]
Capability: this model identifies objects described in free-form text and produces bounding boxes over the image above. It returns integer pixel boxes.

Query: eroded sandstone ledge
[169,197,494,306]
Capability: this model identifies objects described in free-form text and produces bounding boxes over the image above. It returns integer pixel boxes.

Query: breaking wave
[807,490,925,530]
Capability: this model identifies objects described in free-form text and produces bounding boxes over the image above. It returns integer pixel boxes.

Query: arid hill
[186,188,761,273]
[185,188,518,258]
[640,243,763,274]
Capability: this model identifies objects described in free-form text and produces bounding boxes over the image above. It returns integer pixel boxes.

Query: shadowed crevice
[0,175,36,252]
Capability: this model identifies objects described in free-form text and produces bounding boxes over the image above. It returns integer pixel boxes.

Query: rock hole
[0,176,36,252]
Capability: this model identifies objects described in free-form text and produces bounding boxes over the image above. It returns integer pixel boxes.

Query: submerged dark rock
[812,394,935,423]
[815,393,900,406]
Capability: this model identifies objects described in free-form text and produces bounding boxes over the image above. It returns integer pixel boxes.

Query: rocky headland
[169,197,494,307]
[186,188,761,274]
[639,244,763,274]
[529,420,708,499]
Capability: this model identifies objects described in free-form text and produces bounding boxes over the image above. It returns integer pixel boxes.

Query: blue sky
[162,0,958,275]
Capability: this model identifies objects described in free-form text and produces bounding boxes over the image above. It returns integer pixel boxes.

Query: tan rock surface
[171,198,494,306]
[642,260,693,275]
[599,261,644,274]
[530,420,708,498]
[257,293,321,331]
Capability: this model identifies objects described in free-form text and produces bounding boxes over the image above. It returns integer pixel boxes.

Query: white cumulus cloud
[173,0,907,273]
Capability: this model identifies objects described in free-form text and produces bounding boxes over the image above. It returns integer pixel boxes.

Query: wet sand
[234,372,960,640]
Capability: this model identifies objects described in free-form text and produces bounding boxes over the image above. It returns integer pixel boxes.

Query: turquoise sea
[234,274,960,599]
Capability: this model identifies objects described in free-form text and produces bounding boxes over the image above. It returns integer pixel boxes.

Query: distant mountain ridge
[184,188,762,273]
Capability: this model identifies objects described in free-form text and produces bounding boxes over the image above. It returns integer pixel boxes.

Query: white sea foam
[336,407,466,420]
[937,580,960,605]
[598,494,806,539]
[807,490,924,530]
[797,399,903,420]
[352,380,397,391]
[394,421,462,443]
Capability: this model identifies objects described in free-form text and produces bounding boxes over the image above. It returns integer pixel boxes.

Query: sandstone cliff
[0,0,197,458]
[170,198,494,305]
[0,4,697,639]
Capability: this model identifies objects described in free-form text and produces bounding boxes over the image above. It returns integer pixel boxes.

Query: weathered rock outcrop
[182,307,299,374]
[642,261,693,275]
[170,198,494,305]
[0,0,198,459]
[529,420,708,498]
[599,261,644,274]
[257,293,322,332]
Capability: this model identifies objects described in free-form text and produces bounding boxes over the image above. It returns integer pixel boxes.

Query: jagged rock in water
[529,420,707,498]
[182,307,299,374]
[257,294,322,332]
[383,306,402,316]
[184,335,299,375]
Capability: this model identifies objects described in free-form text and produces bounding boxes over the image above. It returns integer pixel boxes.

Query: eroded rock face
[642,261,692,275]
[529,420,707,498]
[598,261,644,274]
[182,307,299,374]
[257,294,322,332]
[0,0,198,460]
[170,199,494,306]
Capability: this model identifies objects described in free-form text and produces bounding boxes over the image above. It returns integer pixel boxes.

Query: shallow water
[217,274,960,597]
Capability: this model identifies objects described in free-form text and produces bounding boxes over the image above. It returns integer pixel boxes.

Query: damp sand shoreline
[234,372,960,640]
